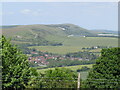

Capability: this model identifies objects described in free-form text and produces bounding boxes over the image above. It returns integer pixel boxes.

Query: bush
[77,66,90,72]
[39,68,77,88]
[83,48,120,89]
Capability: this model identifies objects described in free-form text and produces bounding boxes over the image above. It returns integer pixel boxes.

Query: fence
[2,73,120,89]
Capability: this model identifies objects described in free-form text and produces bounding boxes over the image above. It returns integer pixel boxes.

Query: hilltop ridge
[2,24,96,45]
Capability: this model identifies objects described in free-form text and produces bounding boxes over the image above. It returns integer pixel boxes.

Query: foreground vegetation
[83,48,120,88]
[2,36,38,89]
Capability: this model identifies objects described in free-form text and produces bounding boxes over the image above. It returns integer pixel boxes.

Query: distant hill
[2,24,118,47]
[0,25,18,29]
[47,24,96,36]
[2,24,96,36]
[1,24,97,46]
[90,29,118,34]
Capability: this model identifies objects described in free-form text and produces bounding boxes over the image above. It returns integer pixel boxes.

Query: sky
[1,2,118,31]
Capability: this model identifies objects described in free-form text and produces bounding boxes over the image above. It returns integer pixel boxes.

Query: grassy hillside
[2,24,96,43]
[2,24,118,54]
[49,24,96,36]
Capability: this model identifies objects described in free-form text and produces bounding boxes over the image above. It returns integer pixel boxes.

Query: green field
[29,37,118,54]
[63,37,118,47]
[37,64,93,73]
[38,64,93,73]
[29,46,83,54]
[37,64,93,80]
[11,41,31,44]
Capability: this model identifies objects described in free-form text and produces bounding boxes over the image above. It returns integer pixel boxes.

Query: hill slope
[2,24,97,45]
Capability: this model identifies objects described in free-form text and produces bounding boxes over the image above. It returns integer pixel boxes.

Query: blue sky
[1,2,118,31]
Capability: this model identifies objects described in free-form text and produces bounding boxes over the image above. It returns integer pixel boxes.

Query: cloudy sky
[1,2,118,31]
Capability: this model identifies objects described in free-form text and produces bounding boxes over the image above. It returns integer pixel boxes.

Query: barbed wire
[1,79,120,82]
[1,77,120,80]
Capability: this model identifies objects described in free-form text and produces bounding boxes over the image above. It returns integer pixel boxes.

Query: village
[27,46,104,66]
[28,51,86,66]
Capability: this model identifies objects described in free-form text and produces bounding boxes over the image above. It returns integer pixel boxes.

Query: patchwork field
[29,37,118,54]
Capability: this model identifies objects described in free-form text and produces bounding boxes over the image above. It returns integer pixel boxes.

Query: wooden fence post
[77,72,80,90]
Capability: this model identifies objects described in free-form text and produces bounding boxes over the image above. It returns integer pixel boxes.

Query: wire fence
[1,76,120,89]
[1,72,120,89]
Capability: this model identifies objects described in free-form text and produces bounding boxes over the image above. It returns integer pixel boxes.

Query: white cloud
[20,9,32,14]
[20,9,40,16]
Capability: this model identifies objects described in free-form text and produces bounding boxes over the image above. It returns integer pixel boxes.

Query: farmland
[37,64,93,80]
[37,64,93,72]
[29,46,82,54]
[29,37,118,54]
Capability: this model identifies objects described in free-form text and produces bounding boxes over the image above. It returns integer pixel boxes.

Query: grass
[80,71,89,80]
[63,37,118,47]
[11,41,31,44]
[37,64,93,73]
[29,46,83,54]
[29,37,118,54]
[37,64,93,80]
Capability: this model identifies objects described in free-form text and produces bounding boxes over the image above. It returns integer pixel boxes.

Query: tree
[83,48,120,89]
[77,66,90,72]
[1,36,38,89]
[40,68,77,88]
